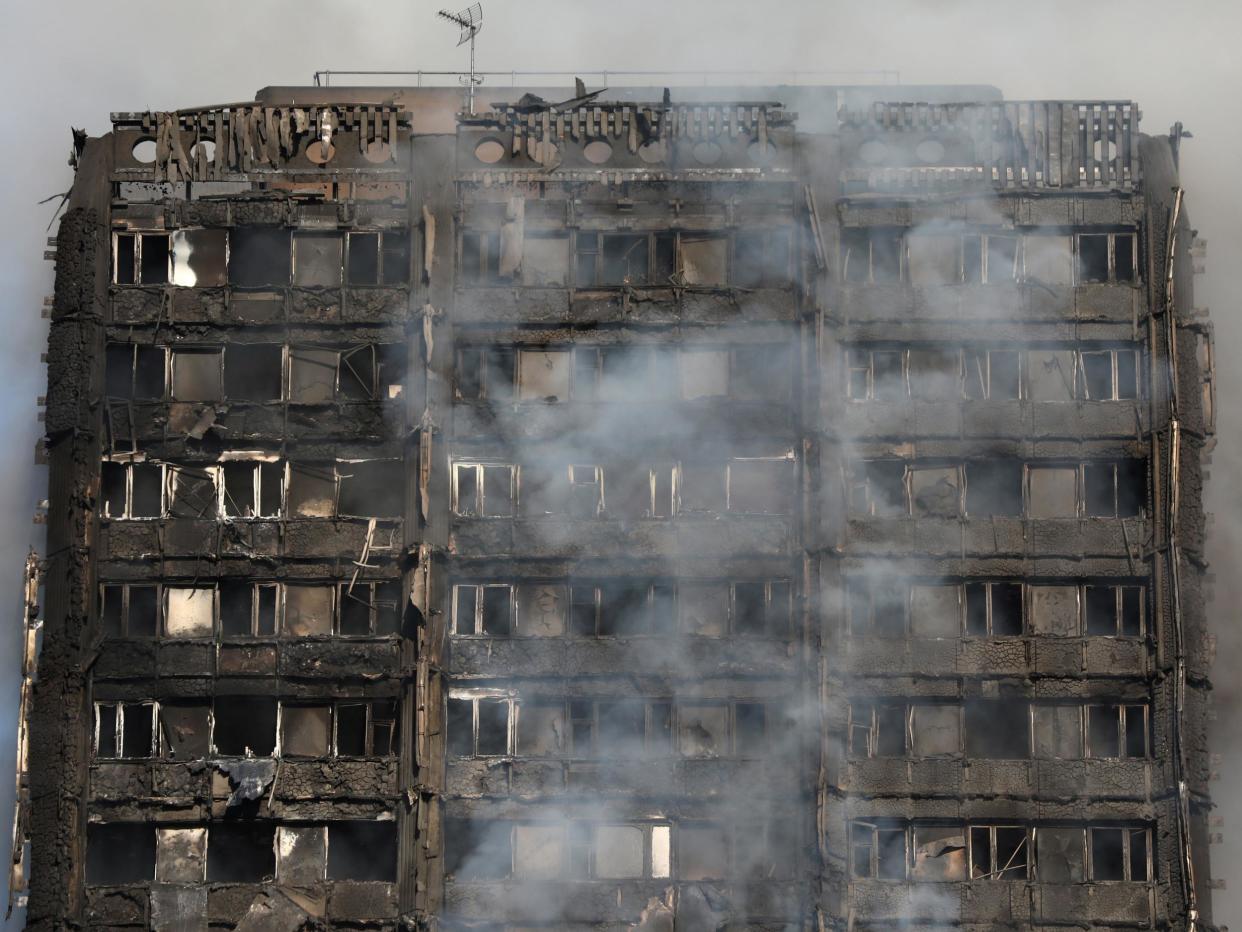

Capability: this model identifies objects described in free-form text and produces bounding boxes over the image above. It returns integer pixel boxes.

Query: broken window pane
[1029,585,1080,637]
[1037,827,1084,882]
[224,343,283,401]
[156,827,206,884]
[909,585,960,638]
[1077,234,1110,283]
[965,460,1023,517]
[207,823,275,882]
[909,467,960,518]
[1028,467,1078,518]
[1033,705,1082,759]
[159,703,211,759]
[521,234,569,286]
[229,228,291,287]
[912,826,967,881]
[167,467,217,519]
[911,706,960,757]
[678,704,728,758]
[338,345,377,400]
[338,459,403,518]
[283,585,333,636]
[965,701,1029,759]
[164,587,214,638]
[679,235,727,286]
[679,825,729,880]
[288,348,338,404]
[170,229,227,287]
[287,465,335,517]
[729,458,792,514]
[281,705,331,757]
[679,583,727,637]
[276,826,326,886]
[1026,349,1077,402]
[1024,235,1073,284]
[602,234,649,285]
[292,232,344,286]
[517,702,566,757]
[170,349,222,401]
[213,696,277,756]
[513,583,564,637]
[517,350,570,403]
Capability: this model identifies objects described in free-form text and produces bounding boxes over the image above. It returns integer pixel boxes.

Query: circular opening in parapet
[131,138,157,164]
[692,141,723,165]
[915,139,945,163]
[306,140,336,165]
[531,138,560,167]
[747,140,777,166]
[363,139,392,164]
[583,139,613,164]
[193,139,216,163]
[637,141,664,164]
[858,139,888,164]
[474,138,505,164]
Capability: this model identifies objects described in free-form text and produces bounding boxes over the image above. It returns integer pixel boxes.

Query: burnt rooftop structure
[15,78,1221,930]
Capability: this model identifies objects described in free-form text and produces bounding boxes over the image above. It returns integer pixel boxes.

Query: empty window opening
[159,703,211,759]
[87,824,155,885]
[678,582,728,637]
[222,461,282,519]
[908,349,962,401]
[848,461,906,516]
[964,582,1023,637]
[113,232,169,285]
[276,826,326,886]
[453,584,513,636]
[338,580,400,636]
[170,229,227,287]
[1086,584,1144,637]
[1090,827,1149,882]
[909,584,961,638]
[228,227,291,287]
[734,230,791,287]
[851,822,907,880]
[280,705,331,757]
[910,705,960,757]
[1036,827,1085,882]
[105,344,165,399]
[327,822,397,881]
[964,702,1029,759]
[848,702,907,758]
[677,462,727,514]
[842,229,902,284]
[1028,465,1079,518]
[1087,704,1148,759]
[732,580,791,637]
[292,232,343,287]
[94,701,156,759]
[456,347,515,401]
[167,466,217,519]
[912,826,968,881]
[679,824,730,880]
[730,345,790,401]
[848,579,907,638]
[515,583,567,636]
[963,349,1020,401]
[445,819,512,880]
[521,233,570,286]
[461,231,501,284]
[909,466,960,518]
[170,349,223,402]
[219,581,278,637]
[164,587,215,638]
[728,457,792,514]
[964,460,1023,517]
[337,460,403,519]
[206,823,276,883]
[906,233,960,286]
[1024,234,1074,284]
[1080,348,1139,401]
[287,347,338,404]
[223,343,283,401]
[213,696,277,756]
[100,583,159,638]
[286,464,336,518]
[678,234,728,285]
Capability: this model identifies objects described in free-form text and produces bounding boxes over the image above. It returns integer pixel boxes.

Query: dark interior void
[86,823,154,884]
[327,821,397,881]
[206,822,275,882]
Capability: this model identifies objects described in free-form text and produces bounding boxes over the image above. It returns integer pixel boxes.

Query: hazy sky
[2,0,1239,924]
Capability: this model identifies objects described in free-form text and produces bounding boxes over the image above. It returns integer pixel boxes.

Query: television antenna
[437,3,484,115]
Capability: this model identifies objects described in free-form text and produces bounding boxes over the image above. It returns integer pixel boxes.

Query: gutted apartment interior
[17,78,1219,930]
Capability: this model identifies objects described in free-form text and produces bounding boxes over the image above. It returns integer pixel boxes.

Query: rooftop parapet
[838,100,1140,194]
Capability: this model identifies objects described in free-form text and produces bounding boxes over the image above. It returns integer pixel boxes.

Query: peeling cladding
[21,80,1217,931]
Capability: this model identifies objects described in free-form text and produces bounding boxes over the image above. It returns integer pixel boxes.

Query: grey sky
[2,0,1239,924]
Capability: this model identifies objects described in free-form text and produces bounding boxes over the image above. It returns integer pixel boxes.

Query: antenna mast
[437,3,484,115]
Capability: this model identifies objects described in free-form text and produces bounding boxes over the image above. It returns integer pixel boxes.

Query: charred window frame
[452,462,516,517]
[1078,348,1140,400]
[846,461,907,516]
[734,229,792,287]
[1197,328,1216,433]
[730,580,791,637]
[100,460,164,519]
[446,693,515,757]
[169,348,224,402]
[962,349,1022,400]
[221,459,283,519]
[86,823,157,885]
[446,820,672,881]
[105,344,167,399]
[94,701,157,759]
[1078,461,1146,517]
[724,455,795,515]
[841,229,903,284]
[113,230,170,285]
[456,346,516,402]
[1086,704,1149,759]
[279,700,398,758]
[227,227,292,288]
[850,821,909,880]
[675,701,771,758]
[164,465,220,519]
[336,580,401,636]
[575,231,664,287]
[962,233,1020,283]
[1085,583,1145,637]
[964,581,1025,637]
[346,230,411,286]
[565,464,604,517]
[163,586,217,638]
[291,231,344,287]
[100,583,160,638]
[222,343,284,401]
[969,825,1031,881]
[1088,826,1151,882]
[452,583,514,637]
[568,581,678,637]
[1076,232,1138,284]
[847,578,909,638]
[219,580,279,637]
[461,230,502,283]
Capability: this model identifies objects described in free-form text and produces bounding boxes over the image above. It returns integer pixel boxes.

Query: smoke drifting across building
[17,79,1220,930]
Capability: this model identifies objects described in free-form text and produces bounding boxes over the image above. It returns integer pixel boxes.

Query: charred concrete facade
[21,82,1218,930]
